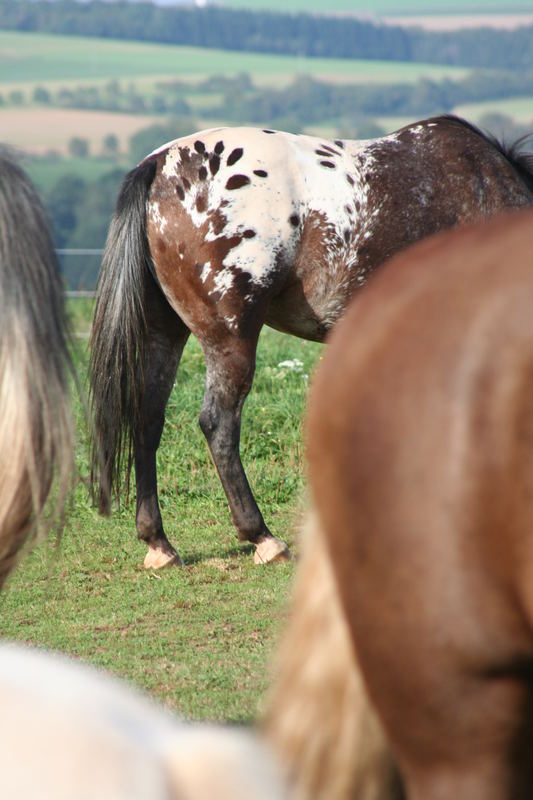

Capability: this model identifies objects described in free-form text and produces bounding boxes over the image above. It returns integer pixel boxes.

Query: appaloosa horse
[89,115,533,568]
[0,147,73,587]
[266,209,533,800]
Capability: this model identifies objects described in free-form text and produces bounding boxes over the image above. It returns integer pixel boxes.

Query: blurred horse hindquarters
[272,209,533,800]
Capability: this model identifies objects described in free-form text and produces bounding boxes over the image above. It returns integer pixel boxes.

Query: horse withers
[273,209,533,800]
[89,115,533,568]
[0,147,73,587]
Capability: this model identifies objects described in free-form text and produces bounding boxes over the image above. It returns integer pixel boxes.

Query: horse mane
[0,146,74,586]
[429,114,533,195]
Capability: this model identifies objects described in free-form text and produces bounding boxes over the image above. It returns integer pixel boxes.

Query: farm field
[0,299,322,721]
[452,97,533,124]
[219,0,533,16]
[0,107,161,155]
[0,30,470,89]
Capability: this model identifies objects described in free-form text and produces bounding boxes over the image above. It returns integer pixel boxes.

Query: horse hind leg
[133,286,190,569]
[199,337,290,564]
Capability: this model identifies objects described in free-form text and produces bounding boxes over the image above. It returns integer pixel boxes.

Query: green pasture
[0,30,469,92]
[27,157,122,190]
[0,299,324,721]
[452,97,533,124]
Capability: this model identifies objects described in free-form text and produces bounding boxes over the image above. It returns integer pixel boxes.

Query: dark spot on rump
[157,238,167,255]
[289,214,300,227]
[226,174,251,190]
[176,184,185,200]
[209,154,221,175]
[214,140,225,154]
[320,160,336,169]
[242,228,256,238]
[315,149,336,157]
[344,229,351,245]
[178,242,186,255]
[196,196,206,213]
[194,140,206,153]
[320,143,341,156]
[227,147,244,166]
[183,177,191,190]
[346,174,355,186]
[345,205,353,215]
[263,129,276,134]
[354,199,361,211]
[199,166,208,180]
[220,199,230,208]
[253,169,268,178]
[195,261,204,276]
[335,139,345,149]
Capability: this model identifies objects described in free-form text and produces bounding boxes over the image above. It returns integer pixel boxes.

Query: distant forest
[1,0,533,70]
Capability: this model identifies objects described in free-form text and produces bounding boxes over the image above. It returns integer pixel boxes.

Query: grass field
[452,97,533,124]
[0,299,323,722]
[0,30,469,89]
[219,0,533,13]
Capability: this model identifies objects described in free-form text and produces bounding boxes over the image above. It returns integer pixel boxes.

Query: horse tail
[0,147,74,586]
[89,157,158,514]
[263,512,402,800]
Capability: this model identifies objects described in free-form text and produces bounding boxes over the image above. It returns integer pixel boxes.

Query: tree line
[11,70,533,132]
[1,0,533,71]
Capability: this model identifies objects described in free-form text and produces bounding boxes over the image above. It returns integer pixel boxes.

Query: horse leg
[199,338,290,564]
[134,306,190,569]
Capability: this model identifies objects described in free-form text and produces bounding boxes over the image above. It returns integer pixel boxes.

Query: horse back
[142,118,533,348]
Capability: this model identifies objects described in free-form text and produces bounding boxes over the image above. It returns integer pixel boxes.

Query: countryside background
[1,0,532,721]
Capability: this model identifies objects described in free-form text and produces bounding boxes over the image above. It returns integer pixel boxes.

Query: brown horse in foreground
[266,209,533,800]
[90,115,533,568]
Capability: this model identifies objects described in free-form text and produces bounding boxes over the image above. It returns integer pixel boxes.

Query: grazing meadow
[0,298,323,721]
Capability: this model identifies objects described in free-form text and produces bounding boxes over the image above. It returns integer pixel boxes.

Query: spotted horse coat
[89,115,533,567]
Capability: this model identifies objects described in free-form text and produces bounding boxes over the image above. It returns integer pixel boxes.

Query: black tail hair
[89,157,157,513]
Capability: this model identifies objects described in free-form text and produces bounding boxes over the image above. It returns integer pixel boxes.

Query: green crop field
[0,299,323,721]
[219,0,531,14]
[453,97,533,123]
[0,30,468,90]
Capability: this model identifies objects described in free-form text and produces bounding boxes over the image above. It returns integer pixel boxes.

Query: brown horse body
[90,116,533,567]
[298,209,533,799]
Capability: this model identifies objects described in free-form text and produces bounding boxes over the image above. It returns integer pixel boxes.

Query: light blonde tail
[0,147,74,587]
[263,512,400,800]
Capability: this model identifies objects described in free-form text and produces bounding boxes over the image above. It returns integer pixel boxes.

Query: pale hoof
[253,537,291,565]
[144,540,183,570]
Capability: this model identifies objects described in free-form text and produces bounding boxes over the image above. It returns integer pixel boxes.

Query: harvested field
[382,13,533,30]
[0,107,161,155]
